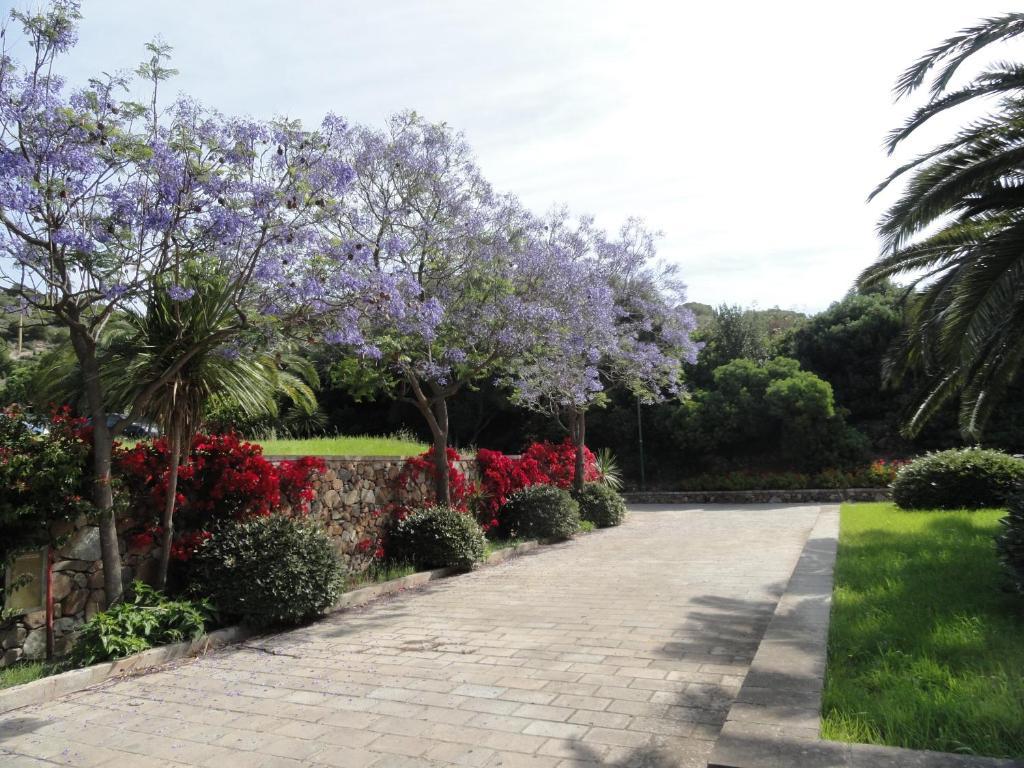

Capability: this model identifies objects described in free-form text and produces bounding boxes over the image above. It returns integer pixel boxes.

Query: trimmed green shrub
[575,483,627,528]
[892,448,1024,510]
[71,581,212,666]
[188,514,343,627]
[388,506,485,571]
[500,485,580,541]
[997,495,1024,594]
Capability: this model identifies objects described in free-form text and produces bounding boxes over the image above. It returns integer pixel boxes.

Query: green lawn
[257,435,427,457]
[822,502,1024,759]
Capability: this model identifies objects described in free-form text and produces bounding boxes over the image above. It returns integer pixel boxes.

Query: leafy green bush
[388,505,485,571]
[997,495,1024,594]
[188,514,343,627]
[500,485,580,541]
[575,483,627,528]
[892,448,1024,510]
[71,582,211,666]
[671,357,871,473]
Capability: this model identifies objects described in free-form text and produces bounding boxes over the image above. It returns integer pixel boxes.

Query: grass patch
[485,538,523,557]
[0,660,63,689]
[257,435,427,457]
[345,538,526,589]
[345,562,417,590]
[822,502,1024,759]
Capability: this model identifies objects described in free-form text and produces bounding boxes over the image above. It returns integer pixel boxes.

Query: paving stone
[0,505,822,767]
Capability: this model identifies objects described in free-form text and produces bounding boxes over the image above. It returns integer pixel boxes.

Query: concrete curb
[708,506,1023,768]
[328,540,540,613]
[0,624,253,716]
[0,540,543,716]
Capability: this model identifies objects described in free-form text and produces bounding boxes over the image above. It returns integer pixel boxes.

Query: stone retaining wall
[3,454,475,666]
[271,455,480,574]
[624,488,891,505]
[2,517,158,667]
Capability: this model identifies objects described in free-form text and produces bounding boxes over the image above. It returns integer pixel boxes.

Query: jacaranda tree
[0,2,363,603]
[325,112,567,505]
[508,211,700,492]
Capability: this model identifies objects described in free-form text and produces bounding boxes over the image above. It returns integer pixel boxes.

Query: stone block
[54,616,82,635]
[51,572,73,601]
[1,625,27,650]
[2,647,23,666]
[59,525,101,561]
[85,598,102,621]
[22,627,47,658]
[52,559,91,573]
[22,609,46,629]
[61,593,87,622]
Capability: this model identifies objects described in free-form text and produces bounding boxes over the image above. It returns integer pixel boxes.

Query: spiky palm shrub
[859,14,1024,440]
[37,261,320,588]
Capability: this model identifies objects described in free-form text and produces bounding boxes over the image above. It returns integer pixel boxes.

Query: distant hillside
[684,302,807,335]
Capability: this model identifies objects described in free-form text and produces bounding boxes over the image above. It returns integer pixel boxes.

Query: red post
[45,547,54,659]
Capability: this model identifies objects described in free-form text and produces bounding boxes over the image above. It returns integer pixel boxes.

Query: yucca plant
[594,447,623,491]
[859,13,1024,440]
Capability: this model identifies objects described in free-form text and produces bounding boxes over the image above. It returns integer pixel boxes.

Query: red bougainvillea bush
[520,438,600,489]
[374,439,604,557]
[397,447,478,512]
[476,438,600,532]
[118,433,324,561]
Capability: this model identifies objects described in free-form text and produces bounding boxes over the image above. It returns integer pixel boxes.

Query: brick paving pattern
[0,504,823,768]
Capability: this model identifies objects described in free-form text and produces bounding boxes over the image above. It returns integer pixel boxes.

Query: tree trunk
[69,328,124,607]
[430,399,451,507]
[570,407,587,494]
[156,418,182,590]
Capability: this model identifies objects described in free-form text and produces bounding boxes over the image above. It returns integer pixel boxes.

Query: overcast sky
[12,1,1024,312]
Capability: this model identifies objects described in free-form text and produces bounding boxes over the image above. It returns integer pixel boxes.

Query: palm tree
[107,271,317,588]
[36,264,318,588]
[858,13,1024,440]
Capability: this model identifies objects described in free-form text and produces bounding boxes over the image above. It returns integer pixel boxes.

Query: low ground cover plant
[823,503,1024,758]
[387,505,486,571]
[892,448,1024,510]
[188,514,343,627]
[500,485,580,541]
[70,582,212,666]
[575,483,627,528]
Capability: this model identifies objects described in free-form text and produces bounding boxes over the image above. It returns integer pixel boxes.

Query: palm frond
[894,14,1024,100]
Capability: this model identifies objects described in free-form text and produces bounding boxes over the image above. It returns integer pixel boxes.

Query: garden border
[708,506,1024,768]
[624,489,890,505]
[0,540,541,716]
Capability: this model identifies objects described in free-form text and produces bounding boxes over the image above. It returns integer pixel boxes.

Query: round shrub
[188,514,343,627]
[997,495,1024,594]
[388,506,486,571]
[892,448,1024,510]
[500,485,580,541]
[575,483,627,528]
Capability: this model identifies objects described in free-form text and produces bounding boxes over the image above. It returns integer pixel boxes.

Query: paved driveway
[0,504,826,768]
